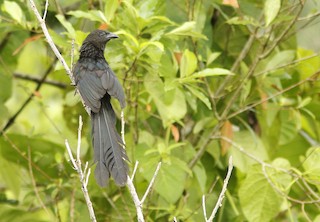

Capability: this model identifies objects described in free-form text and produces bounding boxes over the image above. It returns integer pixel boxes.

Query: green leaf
[104,0,119,22]
[302,147,320,184]
[191,68,234,78]
[230,131,269,173]
[166,21,208,39]
[56,15,76,38]
[0,155,21,198]
[116,30,139,48]
[139,41,164,56]
[193,117,216,134]
[207,52,221,65]
[239,165,282,222]
[0,73,12,102]
[193,163,207,192]
[185,85,211,110]
[68,10,108,23]
[2,1,24,25]
[144,74,187,126]
[264,50,295,75]
[226,16,260,26]
[264,0,281,26]
[180,49,197,78]
[0,134,66,179]
[297,97,312,109]
[153,160,187,203]
[270,158,293,191]
[278,110,301,145]
[136,145,186,204]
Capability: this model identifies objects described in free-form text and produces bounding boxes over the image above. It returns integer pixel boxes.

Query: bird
[73,30,128,187]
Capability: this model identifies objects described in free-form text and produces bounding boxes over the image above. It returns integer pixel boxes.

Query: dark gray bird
[73,30,128,187]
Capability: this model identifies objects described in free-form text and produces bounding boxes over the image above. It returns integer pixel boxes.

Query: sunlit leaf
[56,15,76,38]
[68,10,108,23]
[239,165,282,222]
[191,68,234,78]
[104,0,119,22]
[166,21,208,39]
[2,1,25,25]
[180,49,197,78]
[264,0,281,26]
[184,85,211,110]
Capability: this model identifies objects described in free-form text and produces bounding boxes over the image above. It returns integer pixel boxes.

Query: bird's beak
[108,32,119,39]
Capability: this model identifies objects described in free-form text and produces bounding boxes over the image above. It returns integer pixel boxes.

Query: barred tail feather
[91,96,128,187]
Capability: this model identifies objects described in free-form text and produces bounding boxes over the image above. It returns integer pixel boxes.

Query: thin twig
[28,147,50,216]
[203,156,233,222]
[1,132,52,180]
[1,59,57,134]
[126,162,162,222]
[13,73,67,88]
[131,161,139,180]
[42,0,49,20]
[141,162,162,204]
[76,115,83,161]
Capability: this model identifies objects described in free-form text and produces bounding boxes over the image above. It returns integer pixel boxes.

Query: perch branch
[64,116,97,222]
[28,0,90,114]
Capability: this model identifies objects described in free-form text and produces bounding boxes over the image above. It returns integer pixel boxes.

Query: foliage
[1,0,320,221]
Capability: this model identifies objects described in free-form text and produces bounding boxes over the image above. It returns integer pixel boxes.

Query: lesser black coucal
[73,30,128,187]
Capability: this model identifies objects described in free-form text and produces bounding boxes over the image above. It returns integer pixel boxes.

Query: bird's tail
[91,95,128,187]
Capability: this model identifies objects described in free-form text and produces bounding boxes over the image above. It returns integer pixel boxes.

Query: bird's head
[80,30,119,58]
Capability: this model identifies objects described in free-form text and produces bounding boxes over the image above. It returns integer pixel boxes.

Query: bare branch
[126,162,162,222]
[141,162,162,204]
[28,0,91,115]
[13,72,67,89]
[203,156,233,222]
[76,115,83,161]
[29,0,72,79]
[64,116,97,222]
[126,176,144,222]
[131,161,139,180]
[42,0,49,20]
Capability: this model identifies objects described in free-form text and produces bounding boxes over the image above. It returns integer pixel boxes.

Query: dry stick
[65,116,97,222]
[202,156,233,222]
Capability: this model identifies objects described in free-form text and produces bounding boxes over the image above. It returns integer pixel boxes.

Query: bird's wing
[73,58,126,111]
[73,58,106,113]
[99,61,126,109]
